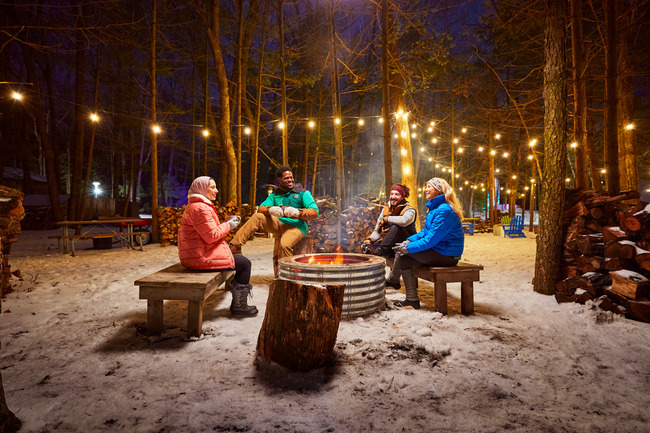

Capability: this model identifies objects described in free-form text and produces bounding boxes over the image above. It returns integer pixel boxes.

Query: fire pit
[277,253,386,320]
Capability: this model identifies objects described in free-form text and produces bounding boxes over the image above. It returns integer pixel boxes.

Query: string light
[625,123,635,130]
[358,119,364,126]
[490,150,496,156]
[432,138,438,144]
[529,139,537,147]
[308,120,315,128]
[11,91,23,101]
[152,124,162,134]
[453,138,459,144]
[478,146,484,152]
[244,127,251,135]
[378,118,384,124]
[461,127,467,133]
[278,121,285,129]
[202,129,209,137]
[90,113,100,122]
[503,152,509,158]
[571,142,577,148]
[334,117,341,125]
[495,133,501,140]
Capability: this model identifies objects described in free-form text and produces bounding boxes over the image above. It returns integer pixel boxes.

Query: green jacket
[260,189,319,235]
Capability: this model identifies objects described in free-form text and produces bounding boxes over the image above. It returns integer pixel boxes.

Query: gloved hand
[283,206,300,218]
[226,215,241,229]
[268,206,284,217]
[361,241,373,255]
[392,241,409,256]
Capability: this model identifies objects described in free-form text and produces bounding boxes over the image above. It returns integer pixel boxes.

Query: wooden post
[256,279,345,371]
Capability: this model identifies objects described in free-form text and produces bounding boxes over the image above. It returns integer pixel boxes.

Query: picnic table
[53,218,152,255]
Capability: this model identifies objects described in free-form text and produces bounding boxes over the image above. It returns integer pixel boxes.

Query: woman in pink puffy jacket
[178,176,257,317]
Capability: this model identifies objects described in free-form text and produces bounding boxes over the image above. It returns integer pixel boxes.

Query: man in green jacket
[230,166,319,274]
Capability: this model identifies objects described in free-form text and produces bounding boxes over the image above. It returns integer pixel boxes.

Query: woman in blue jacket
[387,177,464,309]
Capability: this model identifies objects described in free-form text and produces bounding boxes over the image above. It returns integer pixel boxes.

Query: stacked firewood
[157,202,256,247]
[308,195,383,253]
[555,189,650,322]
[157,206,184,247]
[0,185,25,297]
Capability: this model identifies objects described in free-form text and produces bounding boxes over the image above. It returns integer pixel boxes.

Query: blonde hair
[428,177,464,221]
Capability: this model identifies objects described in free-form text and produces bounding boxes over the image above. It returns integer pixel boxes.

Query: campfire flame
[305,246,346,265]
[332,246,344,264]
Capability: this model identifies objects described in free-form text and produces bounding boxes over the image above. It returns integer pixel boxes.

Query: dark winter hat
[390,184,409,198]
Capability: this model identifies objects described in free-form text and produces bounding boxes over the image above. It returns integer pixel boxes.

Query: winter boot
[394,268,420,309]
[230,283,258,317]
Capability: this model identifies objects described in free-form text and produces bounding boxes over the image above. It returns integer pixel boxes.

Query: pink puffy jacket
[178,197,234,270]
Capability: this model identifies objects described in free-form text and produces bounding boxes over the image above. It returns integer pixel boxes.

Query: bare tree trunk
[616,3,637,191]
[69,5,86,223]
[604,0,619,194]
[329,3,343,244]
[570,0,589,189]
[20,45,63,221]
[534,0,568,295]
[381,0,392,196]
[199,0,238,203]
[236,0,244,206]
[151,0,160,241]
[278,0,288,166]
[79,43,100,222]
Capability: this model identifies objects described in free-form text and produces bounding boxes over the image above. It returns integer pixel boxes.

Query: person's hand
[226,215,241,229]
[392,241,409,255]
[283,206,300,218]
[268,206,284,217]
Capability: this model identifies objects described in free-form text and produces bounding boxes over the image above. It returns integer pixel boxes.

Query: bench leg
[147,299,164,336]
[187,300,203,338]
[461,282,474,315]
[434,279,448,315]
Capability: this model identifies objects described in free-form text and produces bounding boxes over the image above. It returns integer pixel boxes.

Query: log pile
[157,202,256,247]
[0,185,25,297]
[555,189,650,322]
[307,195,383,253]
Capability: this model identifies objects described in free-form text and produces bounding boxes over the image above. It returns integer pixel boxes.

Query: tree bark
[535,0,568,295]
[68,7,86,222]
[381,0,393,196]
[604,0,619,194]
[207,0,238,203]
[256,279,345,371]
[570,0,588,189]
[616,2,637,191]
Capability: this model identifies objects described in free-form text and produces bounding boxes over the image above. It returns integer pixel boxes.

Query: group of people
[177,165,464,317]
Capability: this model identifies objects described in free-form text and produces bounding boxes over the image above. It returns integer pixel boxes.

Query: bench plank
[135,263,234,338]
[386,259,483,315]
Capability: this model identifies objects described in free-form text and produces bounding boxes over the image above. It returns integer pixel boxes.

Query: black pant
[373,224,415,257]
[396,248,458,271]
[199,254,252,285]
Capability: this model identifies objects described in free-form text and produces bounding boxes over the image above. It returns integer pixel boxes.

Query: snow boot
[230,283,258,317]
[394,268,420,309]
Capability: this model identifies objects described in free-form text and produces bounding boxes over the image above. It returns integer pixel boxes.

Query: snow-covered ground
[1,230,648,432]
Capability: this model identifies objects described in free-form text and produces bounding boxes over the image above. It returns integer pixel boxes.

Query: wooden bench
[387,259,484,315]
[134,263,234,338]
[49,231,150,255]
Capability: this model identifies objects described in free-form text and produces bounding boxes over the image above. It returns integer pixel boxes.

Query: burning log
[256,279,345,371]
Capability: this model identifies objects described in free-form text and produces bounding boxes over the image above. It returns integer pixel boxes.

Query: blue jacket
[406,195,464,257]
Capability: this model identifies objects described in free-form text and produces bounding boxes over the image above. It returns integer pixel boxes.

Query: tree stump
[256,279,345,371]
